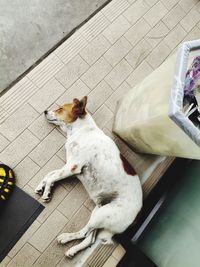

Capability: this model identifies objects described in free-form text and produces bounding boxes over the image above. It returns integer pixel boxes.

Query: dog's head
[44,96,87,126]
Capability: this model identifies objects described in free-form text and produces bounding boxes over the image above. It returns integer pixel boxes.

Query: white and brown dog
[35,96,142,258]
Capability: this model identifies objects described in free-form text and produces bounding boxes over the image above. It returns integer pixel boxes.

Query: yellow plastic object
[0,164,15,203]
[9,170,13,178]
[0,168,6,177]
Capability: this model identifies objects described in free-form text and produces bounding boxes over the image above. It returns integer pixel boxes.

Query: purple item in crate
[184,56,200,96]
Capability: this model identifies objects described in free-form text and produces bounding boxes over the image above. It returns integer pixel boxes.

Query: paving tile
[127,0,137,3]
[114,135,129,154]
[104,116,115,133]
[183,26,200,42]
[197,2,200,13]
[144,1,168,27]
[123,0,150,25]
[32,239,67,267]
[14,157,40,187]
[54,31,88,64]
[57,182,88,219]
[179,0,199,12]
[102,256,118,267]
[60,205,91,236]
[0,103,39,141]
[164,24,187,50]
[103,15,131,44]
[102,0,130,22]
[112,245,126,261]
[29,210,67,252]
[28,53,64,88]
[23,184,40,201]
[105,81,131,112]
[80,34,110,66]
[84,198,96,212]
[1,256,11,267]
[180,8,200,32]
[0,107,8,125]
[55,55,89,89]
[81,57,112,89]
[0,130,39,168]
[93,104,113,129]
[144,0,159,7]
[29,155,65,190]
[161,0,179,10]
[125,18,150,47]
[162,4,185,30]
[57,127,67,139]
[56,254,86,267]
[125,39,152,69]
[126,60,153,87]
[29,129,66,167]
[55,207,91,265]
[37,185,68,224]
[145,21,169,48]
[8,220,41,258]
[87,80,113,113]
[28,113,55,140]
[146,41,171,69]
[28,78,66,114]
[0,134,9,153]
[7,243,40,267]
[79,11,110,42]
[0,77,38,120]
[56,145,66,162]
[105,59,133,90]
[104,36,132,67]
[61,176,79,193]
[56,79,91,106]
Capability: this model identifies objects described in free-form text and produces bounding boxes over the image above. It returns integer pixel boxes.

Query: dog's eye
[57,108,63,112]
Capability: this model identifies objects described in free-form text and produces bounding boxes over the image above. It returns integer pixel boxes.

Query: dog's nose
[44,110,48,115]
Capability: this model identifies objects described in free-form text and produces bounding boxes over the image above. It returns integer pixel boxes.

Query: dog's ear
[80,96,87,108]
[72,96,87,118]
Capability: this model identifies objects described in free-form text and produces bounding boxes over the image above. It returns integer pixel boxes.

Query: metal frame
[169,39,200,146]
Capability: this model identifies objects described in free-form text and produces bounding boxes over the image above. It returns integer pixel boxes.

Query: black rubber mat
[0,186,44,262]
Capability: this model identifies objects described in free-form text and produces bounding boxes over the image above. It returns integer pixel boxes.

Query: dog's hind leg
[65,230,97,258]
[58,203,135,258]
[58,205,116,246]
[57,207,99,244]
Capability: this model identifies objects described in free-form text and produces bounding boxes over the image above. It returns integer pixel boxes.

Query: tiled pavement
[1,0,200,266]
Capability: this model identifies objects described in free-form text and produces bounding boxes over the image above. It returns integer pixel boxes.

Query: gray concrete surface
[0,0,108,93]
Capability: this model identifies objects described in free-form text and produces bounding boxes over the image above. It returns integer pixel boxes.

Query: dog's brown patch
[120,154,137,176]
[71,164,78,173]
[54,96,88,123]
[54,104,76,123]
[72,96,87,119]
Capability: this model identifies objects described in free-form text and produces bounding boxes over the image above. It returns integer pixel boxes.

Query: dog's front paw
[57,233,71,244]
[41,192,51,202]
[65,247,77,258]
[35,185,44,195]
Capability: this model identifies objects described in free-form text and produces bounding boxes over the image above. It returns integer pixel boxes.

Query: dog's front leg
[35,161,82,202]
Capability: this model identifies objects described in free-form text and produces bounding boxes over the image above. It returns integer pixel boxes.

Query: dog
[35,96,143,258]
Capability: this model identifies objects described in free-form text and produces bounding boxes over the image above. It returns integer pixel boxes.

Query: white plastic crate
[114,40,200,159]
